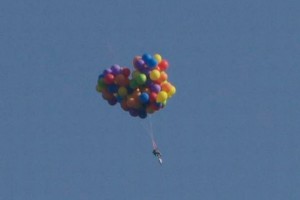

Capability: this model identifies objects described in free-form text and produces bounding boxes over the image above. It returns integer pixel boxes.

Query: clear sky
[1,0,300,199]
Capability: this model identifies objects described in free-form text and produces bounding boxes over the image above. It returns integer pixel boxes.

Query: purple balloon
[140,67,152,75]
[149,83,161,93]
[134,59,145,71]
[103,68,112,76]
[129,109,138,117]
[111,64,121,75]
[108,98,117,106]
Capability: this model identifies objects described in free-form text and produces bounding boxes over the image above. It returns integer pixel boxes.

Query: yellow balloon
[156,91,168,103]
[150,69,161,81]
[168,86,176,97]
[118,86,127,97]
[153,54,162,63]
[96,84,105,92]
[132,70,140,79]
[162,100,167,107]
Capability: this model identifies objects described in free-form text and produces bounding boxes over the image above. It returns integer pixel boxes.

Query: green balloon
[130,79,138,89]
[136,73,147,85]
[97,78,106,92]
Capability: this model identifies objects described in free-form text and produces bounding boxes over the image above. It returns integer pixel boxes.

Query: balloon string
[149,116,158,149]
[140,116,158,149]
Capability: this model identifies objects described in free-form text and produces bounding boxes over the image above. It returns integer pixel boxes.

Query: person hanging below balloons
[151,138,163,166]
[152,148,163,165]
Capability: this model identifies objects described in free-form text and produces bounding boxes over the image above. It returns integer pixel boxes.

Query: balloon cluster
[96,53,176,118]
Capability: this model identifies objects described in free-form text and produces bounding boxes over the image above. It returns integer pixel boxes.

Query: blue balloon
[142,53,152,63]
[116,95,123,103]
[139,92,149,104]
[138,110,147,119]
[107,84,118,93]
[98,74,104,79]
[147,58,157,68]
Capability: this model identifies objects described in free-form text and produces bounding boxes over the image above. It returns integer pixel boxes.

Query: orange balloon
[127,97,136,108]
[156,71,168,83]
[102,89,114,100]
[114,74,127,86]
[132,88,141,99]
[161,82,172,93]
[121,99,129,111]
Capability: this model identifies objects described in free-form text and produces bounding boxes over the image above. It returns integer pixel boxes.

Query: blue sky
[1,0,300,199]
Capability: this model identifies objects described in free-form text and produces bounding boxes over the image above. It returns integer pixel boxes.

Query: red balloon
[104,73,115,84]
[150,102,160,111]
[122,67,131,77]
[158,59,169,71]
[149,92,157,102]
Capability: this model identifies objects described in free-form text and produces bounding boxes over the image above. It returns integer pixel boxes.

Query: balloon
[102,89,114,100]
[149,92,157,102]
[96,85,102,92]
[147,58,157,68]
[103,68,112,76]
[132,88,141,99]
[96,53,176,118]
[142,53,152,63]
[156,91,168,103]
[97,78,106,92]
[132,70,140,79]
[121,99,129,111]
[138,110,147,119]
[133,56,141,66]
[149,83,161,93]
[111,64,121,75]
[158,59,169,71]
[104,73,115,84]
[139,92,149,104]
[129,109,139,117]
[134,59,145,71]
[146,106,155,114]
[156,71,168,83]
[107,84,118,93]
[135,73,147,85]
[168,85,176,97]
[108,98,117,105]
[150,69,160,81]
[114,74,128,86]
[153,54,162,63]
[122,67,131,77]
[118,86,128,97]
[129,79,138,89]
[127,97,137,108]
[161,82,172,93]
